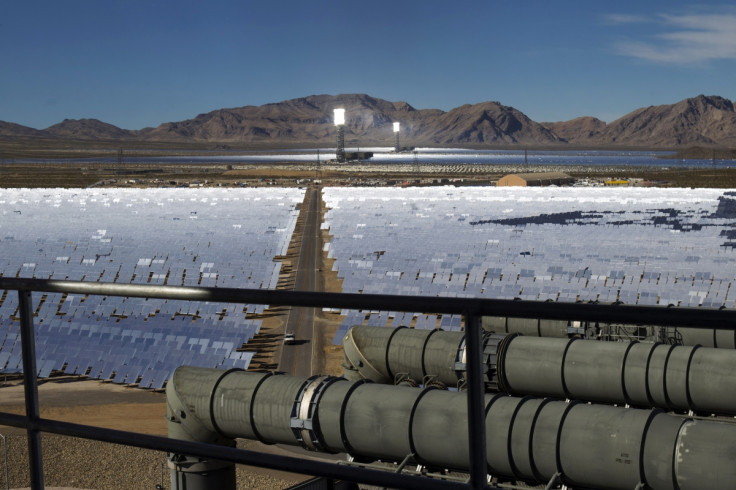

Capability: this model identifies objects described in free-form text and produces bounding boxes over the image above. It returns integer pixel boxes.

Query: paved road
[279,185,321,376]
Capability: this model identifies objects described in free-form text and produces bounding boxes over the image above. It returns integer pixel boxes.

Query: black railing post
[18,290,44,490]
[464,312,487,489]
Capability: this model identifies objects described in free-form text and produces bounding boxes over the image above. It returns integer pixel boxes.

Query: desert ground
[3,156,736,188]
[2,153,736,489]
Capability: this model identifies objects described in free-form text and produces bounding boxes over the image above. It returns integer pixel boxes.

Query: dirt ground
[0,376,166,432]
[0,376,327,489]
[4,158,736,188]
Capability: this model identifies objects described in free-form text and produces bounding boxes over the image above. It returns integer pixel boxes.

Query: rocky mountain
[44,118,139,140]
[405,101,562,145]
[541,116,607,144]
[542,95,736,147]
[600,95,736,147]
[142,94,561,146]
[2,94,735,147]
[0,121,45,138]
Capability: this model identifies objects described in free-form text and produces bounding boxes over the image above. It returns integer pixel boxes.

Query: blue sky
[2,1,735,130]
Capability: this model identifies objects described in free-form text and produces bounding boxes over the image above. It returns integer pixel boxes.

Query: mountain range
[2,94,735,148]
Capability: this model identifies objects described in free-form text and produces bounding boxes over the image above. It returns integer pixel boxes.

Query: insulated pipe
[483,316,569,337]
[165,367,238,490]
[676,326,736,348]
[499,336,736,413]
[343,326,736,415]
[342,326,462,387]
[483,315,736,348]
[167,366,736,490]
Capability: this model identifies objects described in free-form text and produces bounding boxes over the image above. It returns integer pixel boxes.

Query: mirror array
[324,187,736,344]
[0,187,304,387]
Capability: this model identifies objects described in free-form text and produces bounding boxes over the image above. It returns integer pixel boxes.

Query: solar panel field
[0,187,304,386]
[4,185,736,383]
[324,187,736,341]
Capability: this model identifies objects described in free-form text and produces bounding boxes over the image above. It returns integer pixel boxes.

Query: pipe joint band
[454,337,467,380]
[637,408,663,487]
[455,335,488,385]
[407,387,437,466]
[290,375,340,452]
[385,326,406,381]
[339,379,372,457]
[683,344,700,412]
[209,368,243,438]
[495,333,520,394]
[559,338,578,400]
[482,333,510,391]
[249,372,275,445]
[420,327,442,379]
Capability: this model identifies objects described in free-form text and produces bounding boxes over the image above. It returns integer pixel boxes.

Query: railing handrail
[0,412,466,490]
[2,277,735,328]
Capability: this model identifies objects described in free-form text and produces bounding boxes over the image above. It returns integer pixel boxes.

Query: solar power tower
[334,108,345,162]
[393,122,400,152]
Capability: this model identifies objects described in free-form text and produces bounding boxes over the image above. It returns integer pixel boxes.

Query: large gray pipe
[343,325,736,415]
[483,315,736,347]
[483,315,570,337]
[672,326,736,348]
[165,366,239,490]
[166,366,736,490]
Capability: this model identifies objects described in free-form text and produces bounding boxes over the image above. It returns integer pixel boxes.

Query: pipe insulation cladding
[482,315,736,348]
[342,326,736,415]
[166,366,736,490]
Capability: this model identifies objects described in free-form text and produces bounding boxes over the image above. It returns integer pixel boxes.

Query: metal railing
[1,276,736,490]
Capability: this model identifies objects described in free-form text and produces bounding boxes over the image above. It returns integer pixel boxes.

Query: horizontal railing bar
[1,277,734,328]
[0,411,470,490]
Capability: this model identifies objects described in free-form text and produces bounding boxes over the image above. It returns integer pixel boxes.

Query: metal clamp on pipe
[482,333,511,391]
[290,375,341,452]
[456,335,497,390]
[491,333,517,394]
[167,454,234,474]
[454,337,467,381]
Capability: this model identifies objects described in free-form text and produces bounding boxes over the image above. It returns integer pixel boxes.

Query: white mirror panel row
[323,187,736,343]
[0,187,305,386]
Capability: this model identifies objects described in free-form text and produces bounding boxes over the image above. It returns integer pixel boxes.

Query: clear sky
[2,1,735,130]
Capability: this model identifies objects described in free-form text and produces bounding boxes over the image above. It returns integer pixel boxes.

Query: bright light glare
[334,108,345,126]
[393,122,400,132]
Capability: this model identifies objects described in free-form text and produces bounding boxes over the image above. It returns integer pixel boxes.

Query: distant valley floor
[3,161,736,188]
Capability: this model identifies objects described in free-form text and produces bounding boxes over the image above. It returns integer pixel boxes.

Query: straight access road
[279,185,322,376]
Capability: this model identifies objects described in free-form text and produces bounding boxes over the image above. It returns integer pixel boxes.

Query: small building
[497,172,575,187]
[604,179,629,186]
[345,151,374,160]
